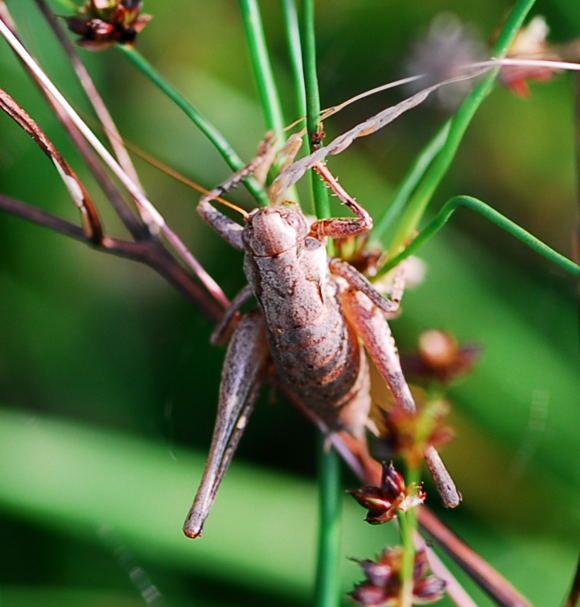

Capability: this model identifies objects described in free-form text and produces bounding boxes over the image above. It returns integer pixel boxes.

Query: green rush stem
[117,45,268,206]
[301,0,330,220]
[375,195,580,278]
[387,0,536,257]
[399,467,421,607]
[300,3,339,606]
[239,0,286,140]
[53,0,76,9]
[239,0,302,202]
[314,436,342,607]
[372,122,450,243]
[282,0,307,117]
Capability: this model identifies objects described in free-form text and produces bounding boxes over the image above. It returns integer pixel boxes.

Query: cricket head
[242,201,309,257]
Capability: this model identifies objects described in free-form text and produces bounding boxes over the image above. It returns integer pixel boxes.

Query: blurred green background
[0,1,578,605]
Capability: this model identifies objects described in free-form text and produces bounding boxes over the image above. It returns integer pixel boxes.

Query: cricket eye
[285,213,302,229]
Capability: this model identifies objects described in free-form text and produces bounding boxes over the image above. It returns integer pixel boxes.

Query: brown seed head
[347,462,425,525]
[350,547,446,606]
[376,400,455,468]
[404,329,480,385]
[65,0,151,50]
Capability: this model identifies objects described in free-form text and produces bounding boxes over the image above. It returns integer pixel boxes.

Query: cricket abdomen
[243,239,370,436]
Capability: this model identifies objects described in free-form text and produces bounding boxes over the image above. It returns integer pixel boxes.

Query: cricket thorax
[242,204,366,433]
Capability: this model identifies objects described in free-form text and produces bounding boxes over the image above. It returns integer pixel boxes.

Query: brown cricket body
[183,160,461,539]
[242,203,371,439]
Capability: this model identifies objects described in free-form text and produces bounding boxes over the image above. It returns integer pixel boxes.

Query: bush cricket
[183,142,461,539]
[1,7,578,601]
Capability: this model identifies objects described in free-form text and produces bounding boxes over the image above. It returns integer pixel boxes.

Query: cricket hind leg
[340,288,461,508]
[183,310,269,538]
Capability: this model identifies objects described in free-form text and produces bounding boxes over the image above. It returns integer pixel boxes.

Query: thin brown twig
[0,9,229,309]
[34,0,147,209]
[0,0,146,240]
[0,0,14,29]
[0,193,223,322]
[413,531,477,607]
[0,88,103,243]
[0,193,85,241]
[418,509,532,607]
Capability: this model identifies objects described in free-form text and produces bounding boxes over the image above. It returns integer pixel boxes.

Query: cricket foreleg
[330,257,402,317]
[309,163,373,239]
[340,289,461,508]
[197,137,274,250]
[183,310,268,538]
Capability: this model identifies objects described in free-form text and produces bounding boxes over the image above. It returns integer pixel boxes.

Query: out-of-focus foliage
[0,1,578,606]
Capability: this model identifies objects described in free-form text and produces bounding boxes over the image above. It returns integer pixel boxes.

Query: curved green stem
[376,195,580,278]
[301,0,330,220]
[300,3,340,606]
[399,467,421,607]
[372,122,450,242]
[239,0,286,140]
[314,436,342,607]
[282,0,307,118]
[117,45,267,206]
[387,0,536,256]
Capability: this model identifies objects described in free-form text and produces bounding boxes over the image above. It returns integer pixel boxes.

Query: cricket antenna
[115,139,249,218]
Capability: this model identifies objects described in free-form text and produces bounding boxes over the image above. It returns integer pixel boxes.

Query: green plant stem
[117,45,268,206]
[52,0,76,9]
[282,0,307,117]
[399,467,421,607]
[372,122,450,242]
[301,0,330,220]
[375,195,580,278]
[239,0,302,202]
[387,0,536,257]
[314,436,342,607]
[300,3,339,606]
[239,0,285,140]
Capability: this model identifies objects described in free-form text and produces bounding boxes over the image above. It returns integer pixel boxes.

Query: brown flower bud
[350,547,446,606]
[498,16,559,97]
[347,462,425,525]
[376,400,455,468]
[65,0,151,50]
[403,330,480,385]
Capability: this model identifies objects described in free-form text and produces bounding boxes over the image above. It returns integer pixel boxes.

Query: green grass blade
[301,0,330,220]
[376,195,580,278]
[371,122,449,242]
[314,437,342,607]
[299,2,340,605]
[239,0,286,140]
[282,0,307,118]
